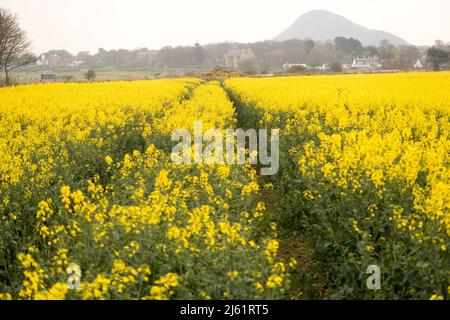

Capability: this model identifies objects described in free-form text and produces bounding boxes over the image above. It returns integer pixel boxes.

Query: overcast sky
[1,0,449,54]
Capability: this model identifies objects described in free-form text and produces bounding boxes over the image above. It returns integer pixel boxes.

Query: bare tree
[0,8,36,85]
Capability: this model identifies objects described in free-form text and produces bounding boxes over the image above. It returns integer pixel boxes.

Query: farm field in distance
[10,66,213,84]
[0,72,449,300]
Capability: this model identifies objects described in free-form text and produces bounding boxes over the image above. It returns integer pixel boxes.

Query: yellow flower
[265,240,279,259]
[255,283,264,292]
[35,283,68,300]
[155,170,172,190]
[105,155,113,165]
[266,275,283,289]
[150,286,168,300]
[288,258,298,269]
[155,273,179,288]
[227,271,239,281]
[0,293,12,300]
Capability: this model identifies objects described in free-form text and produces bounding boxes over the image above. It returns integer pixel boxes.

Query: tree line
[41,38,450,72]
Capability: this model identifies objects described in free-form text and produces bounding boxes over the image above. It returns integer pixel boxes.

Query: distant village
[32,37,450,80]
[282,56,424,72]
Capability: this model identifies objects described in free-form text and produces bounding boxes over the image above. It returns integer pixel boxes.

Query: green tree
[379,40,395,59]
[427,47,449,71]
[84,69,96,81]
[334,37,363,57]
[194,43,204,67]
[304,39,315,56]
[364,46,379,57]
[307,44,336,67]
[42,49,73,59]
[329,62,342,72]
[399,45,420,70]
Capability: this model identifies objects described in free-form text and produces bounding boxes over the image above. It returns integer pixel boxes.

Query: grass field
[8,66,213,84]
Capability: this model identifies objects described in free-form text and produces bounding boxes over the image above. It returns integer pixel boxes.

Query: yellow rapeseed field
[1,72,448,300]
[225,72,450,299]
[0,80,289,300]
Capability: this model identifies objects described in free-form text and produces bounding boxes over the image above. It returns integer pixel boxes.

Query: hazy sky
[1,0,449,54]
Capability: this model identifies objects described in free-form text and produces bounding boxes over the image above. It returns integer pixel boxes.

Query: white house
[36,55,49,66]
[283,63,307,70]
[352,57,382,69]
[414,59,424,69]
[320,63,332,71]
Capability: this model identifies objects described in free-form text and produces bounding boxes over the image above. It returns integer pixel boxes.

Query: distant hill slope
[276,10,409,46]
